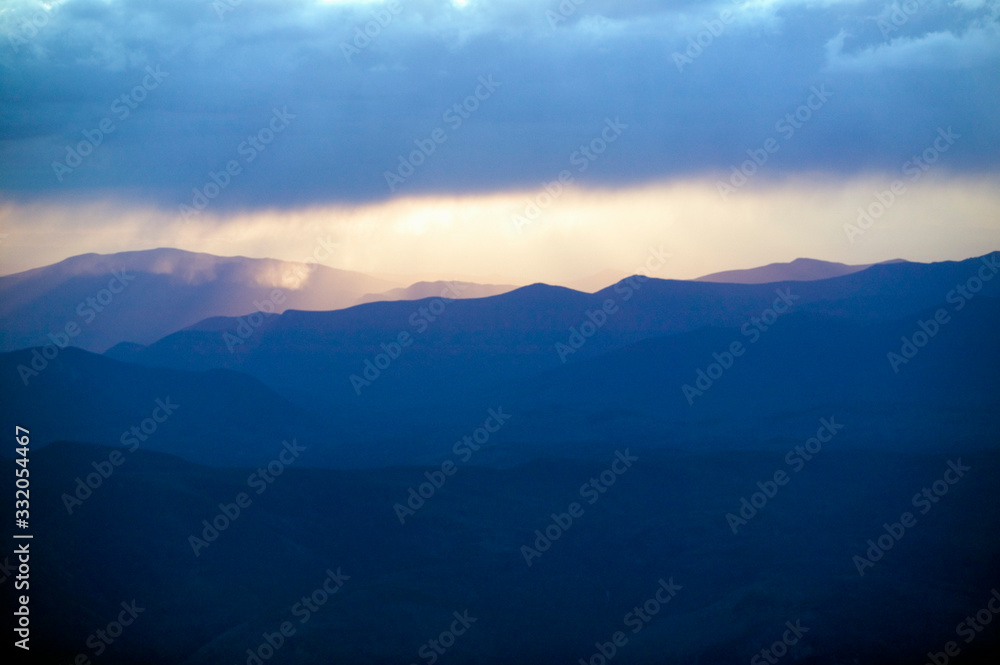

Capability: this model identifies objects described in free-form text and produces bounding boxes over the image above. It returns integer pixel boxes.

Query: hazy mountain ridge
[694,257,907,284]
[0,249,931,355]
[119,254,1000,393]
[0,248,400,352]
[0,248,522,353]
[356,280,520,304]
[4,253,998,469]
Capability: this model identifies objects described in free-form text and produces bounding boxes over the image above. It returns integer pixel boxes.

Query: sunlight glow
[2,174,998,284]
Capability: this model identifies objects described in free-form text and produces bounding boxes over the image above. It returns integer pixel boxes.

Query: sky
[1,0,998,283]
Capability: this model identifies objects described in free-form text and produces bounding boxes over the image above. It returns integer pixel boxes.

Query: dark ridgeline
[2,252,999,663]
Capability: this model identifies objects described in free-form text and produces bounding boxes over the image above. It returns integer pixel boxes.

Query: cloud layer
[1,0,998,278]
[4,172,999,283]
[1,0,998,211]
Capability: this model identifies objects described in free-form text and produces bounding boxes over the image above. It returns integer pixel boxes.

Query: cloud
[825,3,1000,71]
[3,173,999,283]
[0,0,997,211]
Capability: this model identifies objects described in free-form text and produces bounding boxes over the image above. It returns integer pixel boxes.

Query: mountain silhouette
[695,257,907,283]
[4,252,997,468]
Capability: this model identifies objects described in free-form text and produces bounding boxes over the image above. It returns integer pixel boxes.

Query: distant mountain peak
[356,280,519,305]
[694,258,909,284]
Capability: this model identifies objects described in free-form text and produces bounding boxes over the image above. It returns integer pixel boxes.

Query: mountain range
[2,250,997,468]
[0,249,518,353]
[2,249,999,664]
[0,249,907,354]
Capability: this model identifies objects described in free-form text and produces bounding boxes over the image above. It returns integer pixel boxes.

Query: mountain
[695,257,906,284]
[0,248,541,353]
[0,250,923,358]
[11,441,1000,664]
[495,298,1000,460]
[118,255,1000,408]
[0,345,333,466]
[4,253,997,469]
[0,248,405,352]
[6,250,1000,665]
[356,280,519,305]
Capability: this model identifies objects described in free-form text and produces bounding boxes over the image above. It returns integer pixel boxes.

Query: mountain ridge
[695,257,909,284]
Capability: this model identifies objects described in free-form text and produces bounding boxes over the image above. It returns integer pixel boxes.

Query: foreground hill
[9,442,999,664]
[0,347,326,466]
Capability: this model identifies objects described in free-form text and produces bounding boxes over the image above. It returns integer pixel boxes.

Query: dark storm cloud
[0,0,997,211]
